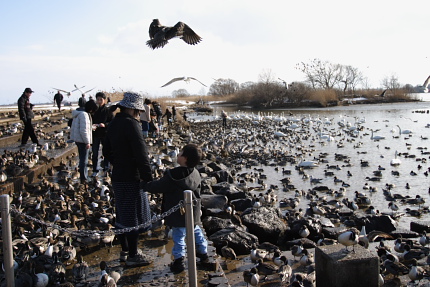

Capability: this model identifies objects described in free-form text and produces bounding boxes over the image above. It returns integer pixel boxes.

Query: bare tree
[208,78,239,96]
[339,65,363,94]
[381,74,401,96]
[296,59,344,90]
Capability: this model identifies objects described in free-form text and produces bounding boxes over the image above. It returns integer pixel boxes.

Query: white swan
[397,125,412,135]
[390,150,402,166]
[370,130,385,140]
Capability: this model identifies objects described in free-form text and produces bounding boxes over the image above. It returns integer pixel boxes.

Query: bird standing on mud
[146,19,202,49]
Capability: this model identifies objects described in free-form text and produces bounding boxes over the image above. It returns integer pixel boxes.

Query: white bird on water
[161,77,206,87]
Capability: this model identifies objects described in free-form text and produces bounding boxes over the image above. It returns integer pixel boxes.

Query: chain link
[8,200,190,237]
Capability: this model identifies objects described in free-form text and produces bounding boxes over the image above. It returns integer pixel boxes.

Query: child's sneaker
[170,256,185,273]
[120,251,128,262]
[125,250,152,267]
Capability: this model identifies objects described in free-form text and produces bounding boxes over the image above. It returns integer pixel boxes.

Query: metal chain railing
[8,200,187,237]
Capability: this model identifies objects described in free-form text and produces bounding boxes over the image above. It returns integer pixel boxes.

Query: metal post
[1,194,15,287]
[184,190,197,287]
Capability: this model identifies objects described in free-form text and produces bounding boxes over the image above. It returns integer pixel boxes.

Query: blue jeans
[92,137,106,172]
[76,142,89,182]
[172,225,208,260]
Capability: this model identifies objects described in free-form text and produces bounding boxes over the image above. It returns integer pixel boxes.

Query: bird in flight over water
[161,77,207,88]
[146,19,202,49]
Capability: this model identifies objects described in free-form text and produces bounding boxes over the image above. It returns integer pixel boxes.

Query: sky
[0,0,429,105]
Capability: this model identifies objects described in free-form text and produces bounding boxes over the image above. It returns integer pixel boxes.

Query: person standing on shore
[221,110,228,128]
[78,94,86,108]
[103,92,154,266]
[163,108,173,126]
[172,105,177,122]
[140,98,152,138]
[70,100,98,183]
[18,88,41,147]
[91,92,113,175]
[54,91,63,112]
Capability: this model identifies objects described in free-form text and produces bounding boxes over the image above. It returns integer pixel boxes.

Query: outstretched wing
[176,22,202,45]
[52,88,70,94]
[161,77,185,87]
[73,85,86,94]
[423,75,430,88]
[83,87,96,94]
[189,77,207,87]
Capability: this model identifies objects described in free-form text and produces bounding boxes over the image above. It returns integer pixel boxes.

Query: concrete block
[316,244,379,287]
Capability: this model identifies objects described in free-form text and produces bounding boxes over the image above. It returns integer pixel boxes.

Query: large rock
[202,216,239,236]
[201,194,228,211]
[241,207,288,244]
[364,215,397,233]
[211,184,247,201]
[209,227,259,255]
[230,198,253,212]
[207,161,228,172]
[410,221,430,234]
[211,170,234,183]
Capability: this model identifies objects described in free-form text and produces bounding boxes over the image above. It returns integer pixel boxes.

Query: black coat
[17,94,34,122]
[103,112,152,183]
[92,104,113,138]
[144,167,202,227]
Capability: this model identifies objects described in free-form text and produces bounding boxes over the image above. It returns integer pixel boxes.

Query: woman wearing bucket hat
[103,92,154,266]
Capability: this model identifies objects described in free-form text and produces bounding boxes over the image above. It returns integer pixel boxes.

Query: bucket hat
[118,92,145,111]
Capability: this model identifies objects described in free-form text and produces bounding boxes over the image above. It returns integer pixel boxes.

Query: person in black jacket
[143,144,208,273]
[53,91,63,112]
[17,88,41,147]
[103,92,153,267]
[91,92,113,174]
[162,108,172,126]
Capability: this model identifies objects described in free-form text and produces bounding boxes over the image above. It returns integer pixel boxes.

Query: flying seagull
[147,19,202,49]
[52,85,84,97]
[74,84,96,95]
[161,77,207,88]
[421,75,430,93]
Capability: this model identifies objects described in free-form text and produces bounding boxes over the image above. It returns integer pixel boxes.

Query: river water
[189,98,430,231]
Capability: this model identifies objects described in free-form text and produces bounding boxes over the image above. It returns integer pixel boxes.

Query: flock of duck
[185,108,430,286]
[1,105,430,286]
